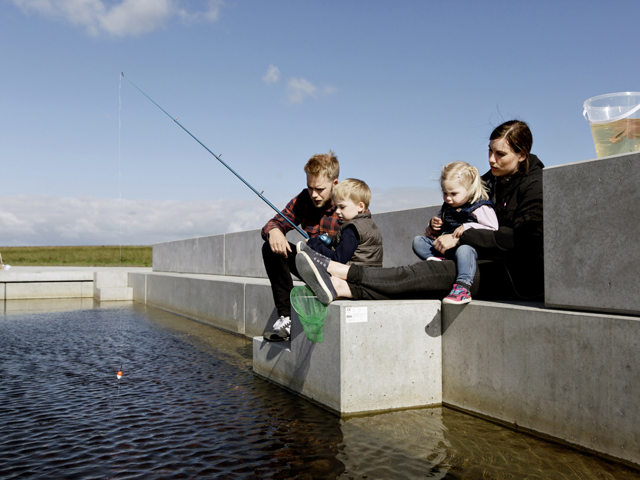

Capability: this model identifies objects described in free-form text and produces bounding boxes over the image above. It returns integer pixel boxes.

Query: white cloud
[9,0,222,37]
[285,77,337,105]
[286,77,317,105]
[262,64,280,85]
[0,195,273,246]
[322,85,338,96]
[0,189,442,246]
[371,187,442,214]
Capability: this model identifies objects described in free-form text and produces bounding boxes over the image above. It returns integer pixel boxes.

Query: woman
[295,120,545,303]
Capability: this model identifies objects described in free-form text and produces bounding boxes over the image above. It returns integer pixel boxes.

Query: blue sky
[1,0,637,246]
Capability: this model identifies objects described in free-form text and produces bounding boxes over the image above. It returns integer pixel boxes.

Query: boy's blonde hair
[332,178,371,210]
[441,161,489,204]
[304,150,340,180]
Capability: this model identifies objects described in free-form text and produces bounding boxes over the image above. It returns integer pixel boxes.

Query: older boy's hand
[433,234,459,254]
[268,229,291,257]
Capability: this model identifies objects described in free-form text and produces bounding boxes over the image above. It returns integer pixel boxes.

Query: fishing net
[290,285,328,343]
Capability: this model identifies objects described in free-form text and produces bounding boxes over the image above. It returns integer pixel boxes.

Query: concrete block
[146,273,245,334]
[2,298,97,314]
[224,229,266,278]
[153,235,224,275]
[544,152,640,315]
[254,299,442,415]
[129,272,147,303]
[0,271,94,282]
[373,206,440,268]
[243,280,304,338]
[442,300,640,466]
[93,271,129,289]
[225,228,306,278]
[94,287,134,301]
[5,282,88,299]
[82,282,93,297]
[0,283,4,301]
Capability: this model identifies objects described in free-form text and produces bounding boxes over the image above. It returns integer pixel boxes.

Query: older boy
[261,151,340,341]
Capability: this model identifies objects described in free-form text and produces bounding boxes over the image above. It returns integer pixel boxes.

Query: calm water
[1,301,638,480]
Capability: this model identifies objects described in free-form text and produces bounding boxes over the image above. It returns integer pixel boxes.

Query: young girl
[412,161,498,304]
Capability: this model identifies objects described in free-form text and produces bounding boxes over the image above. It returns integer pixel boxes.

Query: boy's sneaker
[263,316,291,342]
[442,284,472,305]
[427,256,445,261]
[296,240,313,255]
[295,250,337,305]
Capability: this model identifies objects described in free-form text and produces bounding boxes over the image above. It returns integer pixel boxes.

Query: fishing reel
[319,234,332,247]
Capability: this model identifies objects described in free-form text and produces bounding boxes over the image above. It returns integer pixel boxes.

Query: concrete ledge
[152,206,439,276]
[442,300,640,466]
[544,151,640,315]
[0,267,152,301]
[93,272,134,301]
[253,300,442,415]
[6,281,93,299]
[128,271,302,337]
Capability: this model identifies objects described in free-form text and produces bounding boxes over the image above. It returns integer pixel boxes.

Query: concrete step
[94,286,133,301]
[253,299,442,415]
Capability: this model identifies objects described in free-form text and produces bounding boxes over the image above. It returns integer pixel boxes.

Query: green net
[290,285,328,343]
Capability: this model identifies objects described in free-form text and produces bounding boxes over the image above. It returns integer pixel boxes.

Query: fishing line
[118,73,123,264]
[121,72,321,242]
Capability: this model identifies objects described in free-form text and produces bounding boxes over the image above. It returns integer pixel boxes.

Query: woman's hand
[433,234,459,254]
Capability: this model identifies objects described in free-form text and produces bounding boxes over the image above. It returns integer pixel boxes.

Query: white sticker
[345,306,368,323]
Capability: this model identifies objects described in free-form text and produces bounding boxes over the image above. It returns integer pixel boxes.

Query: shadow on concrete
[439,304,468,336]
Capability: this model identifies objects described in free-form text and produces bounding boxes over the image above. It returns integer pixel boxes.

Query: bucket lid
[583,92,640,124]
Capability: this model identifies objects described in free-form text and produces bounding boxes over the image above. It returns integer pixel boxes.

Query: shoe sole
[263,331,288,342]
[442,297,472,305]
[296,251,334,305]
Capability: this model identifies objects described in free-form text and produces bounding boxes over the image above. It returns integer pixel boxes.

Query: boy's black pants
[261,241,301,318]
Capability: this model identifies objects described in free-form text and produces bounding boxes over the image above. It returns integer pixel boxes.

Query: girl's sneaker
[442,284,472,304]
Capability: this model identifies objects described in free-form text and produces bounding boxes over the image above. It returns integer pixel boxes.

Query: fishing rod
[122,72,331,245]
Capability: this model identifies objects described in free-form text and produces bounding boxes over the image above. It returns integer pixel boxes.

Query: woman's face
[488,137,525,177]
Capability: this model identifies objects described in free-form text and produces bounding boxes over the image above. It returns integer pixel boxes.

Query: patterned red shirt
[261,189,340,241]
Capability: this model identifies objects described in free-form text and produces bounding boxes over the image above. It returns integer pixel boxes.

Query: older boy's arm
[267,228,292,257]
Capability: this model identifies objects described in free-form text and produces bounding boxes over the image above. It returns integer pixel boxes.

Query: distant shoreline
[0,245,152,267]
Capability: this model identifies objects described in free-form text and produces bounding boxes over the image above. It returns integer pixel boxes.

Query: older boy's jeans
[412,235,477,288]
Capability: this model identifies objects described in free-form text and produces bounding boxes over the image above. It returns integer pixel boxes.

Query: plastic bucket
[583,92,640,157]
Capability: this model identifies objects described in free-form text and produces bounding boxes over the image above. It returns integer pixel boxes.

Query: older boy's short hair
[304,150,340,180]
[332,178,371,210]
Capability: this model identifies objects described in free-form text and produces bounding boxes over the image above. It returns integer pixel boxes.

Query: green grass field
[0,246,152,267]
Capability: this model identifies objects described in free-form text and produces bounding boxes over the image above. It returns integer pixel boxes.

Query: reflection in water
[0,302,638,479]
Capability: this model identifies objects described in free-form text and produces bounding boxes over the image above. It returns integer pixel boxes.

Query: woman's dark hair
[490,120,533,173]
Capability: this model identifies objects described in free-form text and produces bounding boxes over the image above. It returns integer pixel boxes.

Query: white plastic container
[583,92,640,157]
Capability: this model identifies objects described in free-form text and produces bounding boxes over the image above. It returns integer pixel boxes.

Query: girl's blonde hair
[441,161,489,204]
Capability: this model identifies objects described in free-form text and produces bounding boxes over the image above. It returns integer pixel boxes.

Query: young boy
[261,151,341,342]
[297,178,383,267]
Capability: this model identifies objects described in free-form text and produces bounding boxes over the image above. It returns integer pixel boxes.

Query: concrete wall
[254,299,442,414]
[153,205,438,276]
[129,271,304,338]
[152,235,225,275]
[442,300,640,466]
[544,151,640,316]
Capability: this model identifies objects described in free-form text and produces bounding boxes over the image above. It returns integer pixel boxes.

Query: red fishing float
[117,370,123,380]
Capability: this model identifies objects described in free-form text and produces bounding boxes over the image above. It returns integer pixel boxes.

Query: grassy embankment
[0,246,152,267]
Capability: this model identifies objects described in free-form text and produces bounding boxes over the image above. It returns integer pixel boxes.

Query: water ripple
[1,303,638,479]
